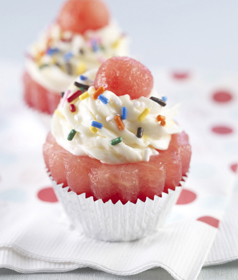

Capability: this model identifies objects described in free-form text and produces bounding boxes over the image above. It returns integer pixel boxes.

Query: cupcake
[43,57,192,241]
[23,0,129,114]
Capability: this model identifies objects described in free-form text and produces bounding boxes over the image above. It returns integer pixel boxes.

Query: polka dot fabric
[159,69,238,230]
[0,63,238,278]
[37,187,58,203]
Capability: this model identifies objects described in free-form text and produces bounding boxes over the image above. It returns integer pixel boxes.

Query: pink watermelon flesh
[43,132,191,204]
[57,0,110,35]
[94,57,154,99]
[23,71,61,114]
[175,131,192,176]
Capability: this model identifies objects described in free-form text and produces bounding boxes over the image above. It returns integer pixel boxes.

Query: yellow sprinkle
[35,54,42,64]
[59,30,64,40]
[138,108,150,122]
[51,56,57,64]
[55,110,65,119]
[90,126,98,134]
[112,39,121,49]
[80,91,90,100]
[76,62,86,75]
[90,111,96,120]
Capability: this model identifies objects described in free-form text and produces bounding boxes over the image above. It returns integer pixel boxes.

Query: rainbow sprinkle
[67,90,82,103]
[111,137,122,146]
[64,52,73,61]
[121,107,127,120]
[136,127,144,138]
[65,62,72,75]
[157,115,166,126]
[138,108,150,122]
[80,75,88,81]
[112,38,121,49]
[90,126,98,134]
[69,104,76,113]
[76,62,86,75]
[55,110,65,119]
[79,91,90,100]
[98,94,109,104]
[74,81,89,91]
[91,121,103,129]
[62,89,70,107]
[150,96,166,107]
[93,87,105,100]
[114,115,125,131]
[39,64,49,70]
[91,39,99,52]
[67,129,77,141]
[113,96,122,106]
[106,115,114,122]
[144,148,150,162]
[47,48,59,56]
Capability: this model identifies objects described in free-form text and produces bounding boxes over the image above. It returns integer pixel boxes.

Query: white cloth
[0,62,237,280]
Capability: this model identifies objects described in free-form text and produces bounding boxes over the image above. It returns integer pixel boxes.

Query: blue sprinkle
[121,107,127,120]
[47,48,60,55]
[91,121,103,129]
[162,96,167,102]
[64,52,73,61]
[80,75,88,81]
[98,94,109,104]
[92,40,99,52]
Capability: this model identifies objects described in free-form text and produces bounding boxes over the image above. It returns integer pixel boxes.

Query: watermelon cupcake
[43,57,191,241]
[23,0,129,114]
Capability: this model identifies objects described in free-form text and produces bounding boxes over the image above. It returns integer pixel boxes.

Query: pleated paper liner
[48,171,188,242]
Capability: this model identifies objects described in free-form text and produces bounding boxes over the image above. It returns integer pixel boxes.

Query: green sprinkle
[79,87,86,93]
[67,129,77,141]
[39,64,49,70]
[111,137,122,146]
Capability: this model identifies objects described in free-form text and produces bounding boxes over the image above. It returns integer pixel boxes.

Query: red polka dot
[212,90,233,103]
[171,72,190,80]
[176,189,197,205]
[211,126,233,135]
[230,163,238,173]
[37,187,58,203]
[197,216,220,228]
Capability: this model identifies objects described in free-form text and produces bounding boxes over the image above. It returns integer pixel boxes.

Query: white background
[1,0,238,71]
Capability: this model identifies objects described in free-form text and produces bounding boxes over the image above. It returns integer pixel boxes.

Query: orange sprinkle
[160,120,166,126]
[46,37,52,48]
[93,87,105,100]
[114,115,125,131]
[157,115,166,122]
[38,51,45,58]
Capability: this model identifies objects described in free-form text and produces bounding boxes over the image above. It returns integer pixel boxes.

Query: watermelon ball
[94,57,154,99]
[57,0,110,34]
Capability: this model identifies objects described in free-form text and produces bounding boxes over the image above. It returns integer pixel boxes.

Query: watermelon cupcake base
[49,171,186,242]
[23,71,61,115]
[22,71,61,130]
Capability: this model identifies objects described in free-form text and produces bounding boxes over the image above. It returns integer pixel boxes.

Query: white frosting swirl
[51,69,182,164]
[25,21,129,93]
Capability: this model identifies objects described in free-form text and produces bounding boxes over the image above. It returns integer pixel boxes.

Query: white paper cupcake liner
[49,172,186,242]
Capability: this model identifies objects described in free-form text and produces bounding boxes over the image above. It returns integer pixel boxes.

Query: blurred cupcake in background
[23,0,129,114]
